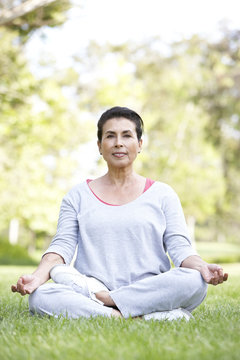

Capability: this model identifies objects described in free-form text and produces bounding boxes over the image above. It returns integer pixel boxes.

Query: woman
[12,106,228,320]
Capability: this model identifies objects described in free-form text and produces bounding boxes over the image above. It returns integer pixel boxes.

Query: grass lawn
[195,242,240,263]
[0,264,239,360]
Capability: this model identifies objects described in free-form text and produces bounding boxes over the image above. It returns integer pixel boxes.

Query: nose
[115,135,123,147]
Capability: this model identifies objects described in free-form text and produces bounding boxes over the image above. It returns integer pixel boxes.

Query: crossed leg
[29,267,207,319]
[29,282,114,319]
[96,267,208,318]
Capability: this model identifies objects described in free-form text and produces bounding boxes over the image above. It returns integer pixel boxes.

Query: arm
[11,252,64,296]
[162,190,198,267]
[181,255,228,285]
[162,188,228,285]
[12,189,79,296]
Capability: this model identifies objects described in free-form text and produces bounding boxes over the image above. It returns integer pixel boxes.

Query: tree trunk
[186,215,196,249]
[0,0,56,25]
[9,218,19,244]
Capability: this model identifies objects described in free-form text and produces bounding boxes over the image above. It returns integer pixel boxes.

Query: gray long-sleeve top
[44,180,198,290]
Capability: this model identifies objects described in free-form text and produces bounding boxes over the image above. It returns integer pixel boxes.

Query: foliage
[190,31,240,238]
[0,1,93,249]
[0,264,239,360]
[71,32,240,243]
[0,241,37,265]
[0,0,239,250]
[0,0,71,39]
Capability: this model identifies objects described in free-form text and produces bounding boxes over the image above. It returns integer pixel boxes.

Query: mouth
[112,152,127,158]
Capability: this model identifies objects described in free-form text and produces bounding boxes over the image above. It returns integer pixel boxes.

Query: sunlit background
[0,0,240,264]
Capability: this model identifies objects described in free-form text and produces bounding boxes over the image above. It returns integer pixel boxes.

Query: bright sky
[26,0,240,69]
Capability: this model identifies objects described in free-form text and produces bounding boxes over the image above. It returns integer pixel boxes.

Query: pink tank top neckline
[86,178,155,206]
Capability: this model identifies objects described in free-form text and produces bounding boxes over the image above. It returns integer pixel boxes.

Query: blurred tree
[155,32,240,243]
[0,0,93,251]
[0,0,71,35]
[0,1,56,25]
[125,40,225,242]
[72,35,238,243]
[189,29,240,242]
[1,0,239,251]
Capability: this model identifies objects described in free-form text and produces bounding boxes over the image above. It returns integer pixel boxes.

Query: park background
[0,2,240,360]
[0,0,239,264]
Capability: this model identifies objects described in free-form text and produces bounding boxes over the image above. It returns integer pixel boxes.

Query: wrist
[181,255,207,272]
[196,262,208,273]
[31,271,48,285]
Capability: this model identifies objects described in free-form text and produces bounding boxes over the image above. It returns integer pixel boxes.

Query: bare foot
[111,309,122,318]
[95,290,116,307]
[96,291,123,317]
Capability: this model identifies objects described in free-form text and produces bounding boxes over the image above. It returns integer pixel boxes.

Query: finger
[24,286,33,295]
[211,279,218,286]
[11,285,17,292]
[201,268,214,284]
[211,271,219,286]
[207,275,215,285]
[209,278,217,286]
[23,282,36,295]
[223,273,228,281]
[208,278,213,285]
[218,269,223,284]
[16,278,24,293]
[216,272,228,283]
[12,283,26,295]
[16,278,29,295]
[209,264,221,272]
[20,289,28,296]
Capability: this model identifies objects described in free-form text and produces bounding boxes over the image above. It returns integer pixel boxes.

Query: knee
[29,284,50,315]
[193,270,207,298]
[180,268,208,298]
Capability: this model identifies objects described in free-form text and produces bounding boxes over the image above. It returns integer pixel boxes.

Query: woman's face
[98,117,142,169]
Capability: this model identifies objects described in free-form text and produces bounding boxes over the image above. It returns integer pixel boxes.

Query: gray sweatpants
[29,267,207,319]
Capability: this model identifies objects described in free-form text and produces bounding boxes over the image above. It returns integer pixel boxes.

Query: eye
[106,134,114,138]
[124,134,131,138]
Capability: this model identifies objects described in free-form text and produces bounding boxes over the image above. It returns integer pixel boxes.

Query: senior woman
[12,106,228,320]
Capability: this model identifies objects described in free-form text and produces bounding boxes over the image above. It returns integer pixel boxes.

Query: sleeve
[162,190,198,267]
[43,195,79,265]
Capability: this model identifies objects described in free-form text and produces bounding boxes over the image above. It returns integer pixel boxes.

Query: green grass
[0,264,239,360]
[196,242,240,263]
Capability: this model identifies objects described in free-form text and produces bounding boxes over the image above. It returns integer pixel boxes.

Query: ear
[97,140,102,154]
[138,138,143,152]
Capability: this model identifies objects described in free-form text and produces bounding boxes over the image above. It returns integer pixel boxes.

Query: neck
[104,166,138,186]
